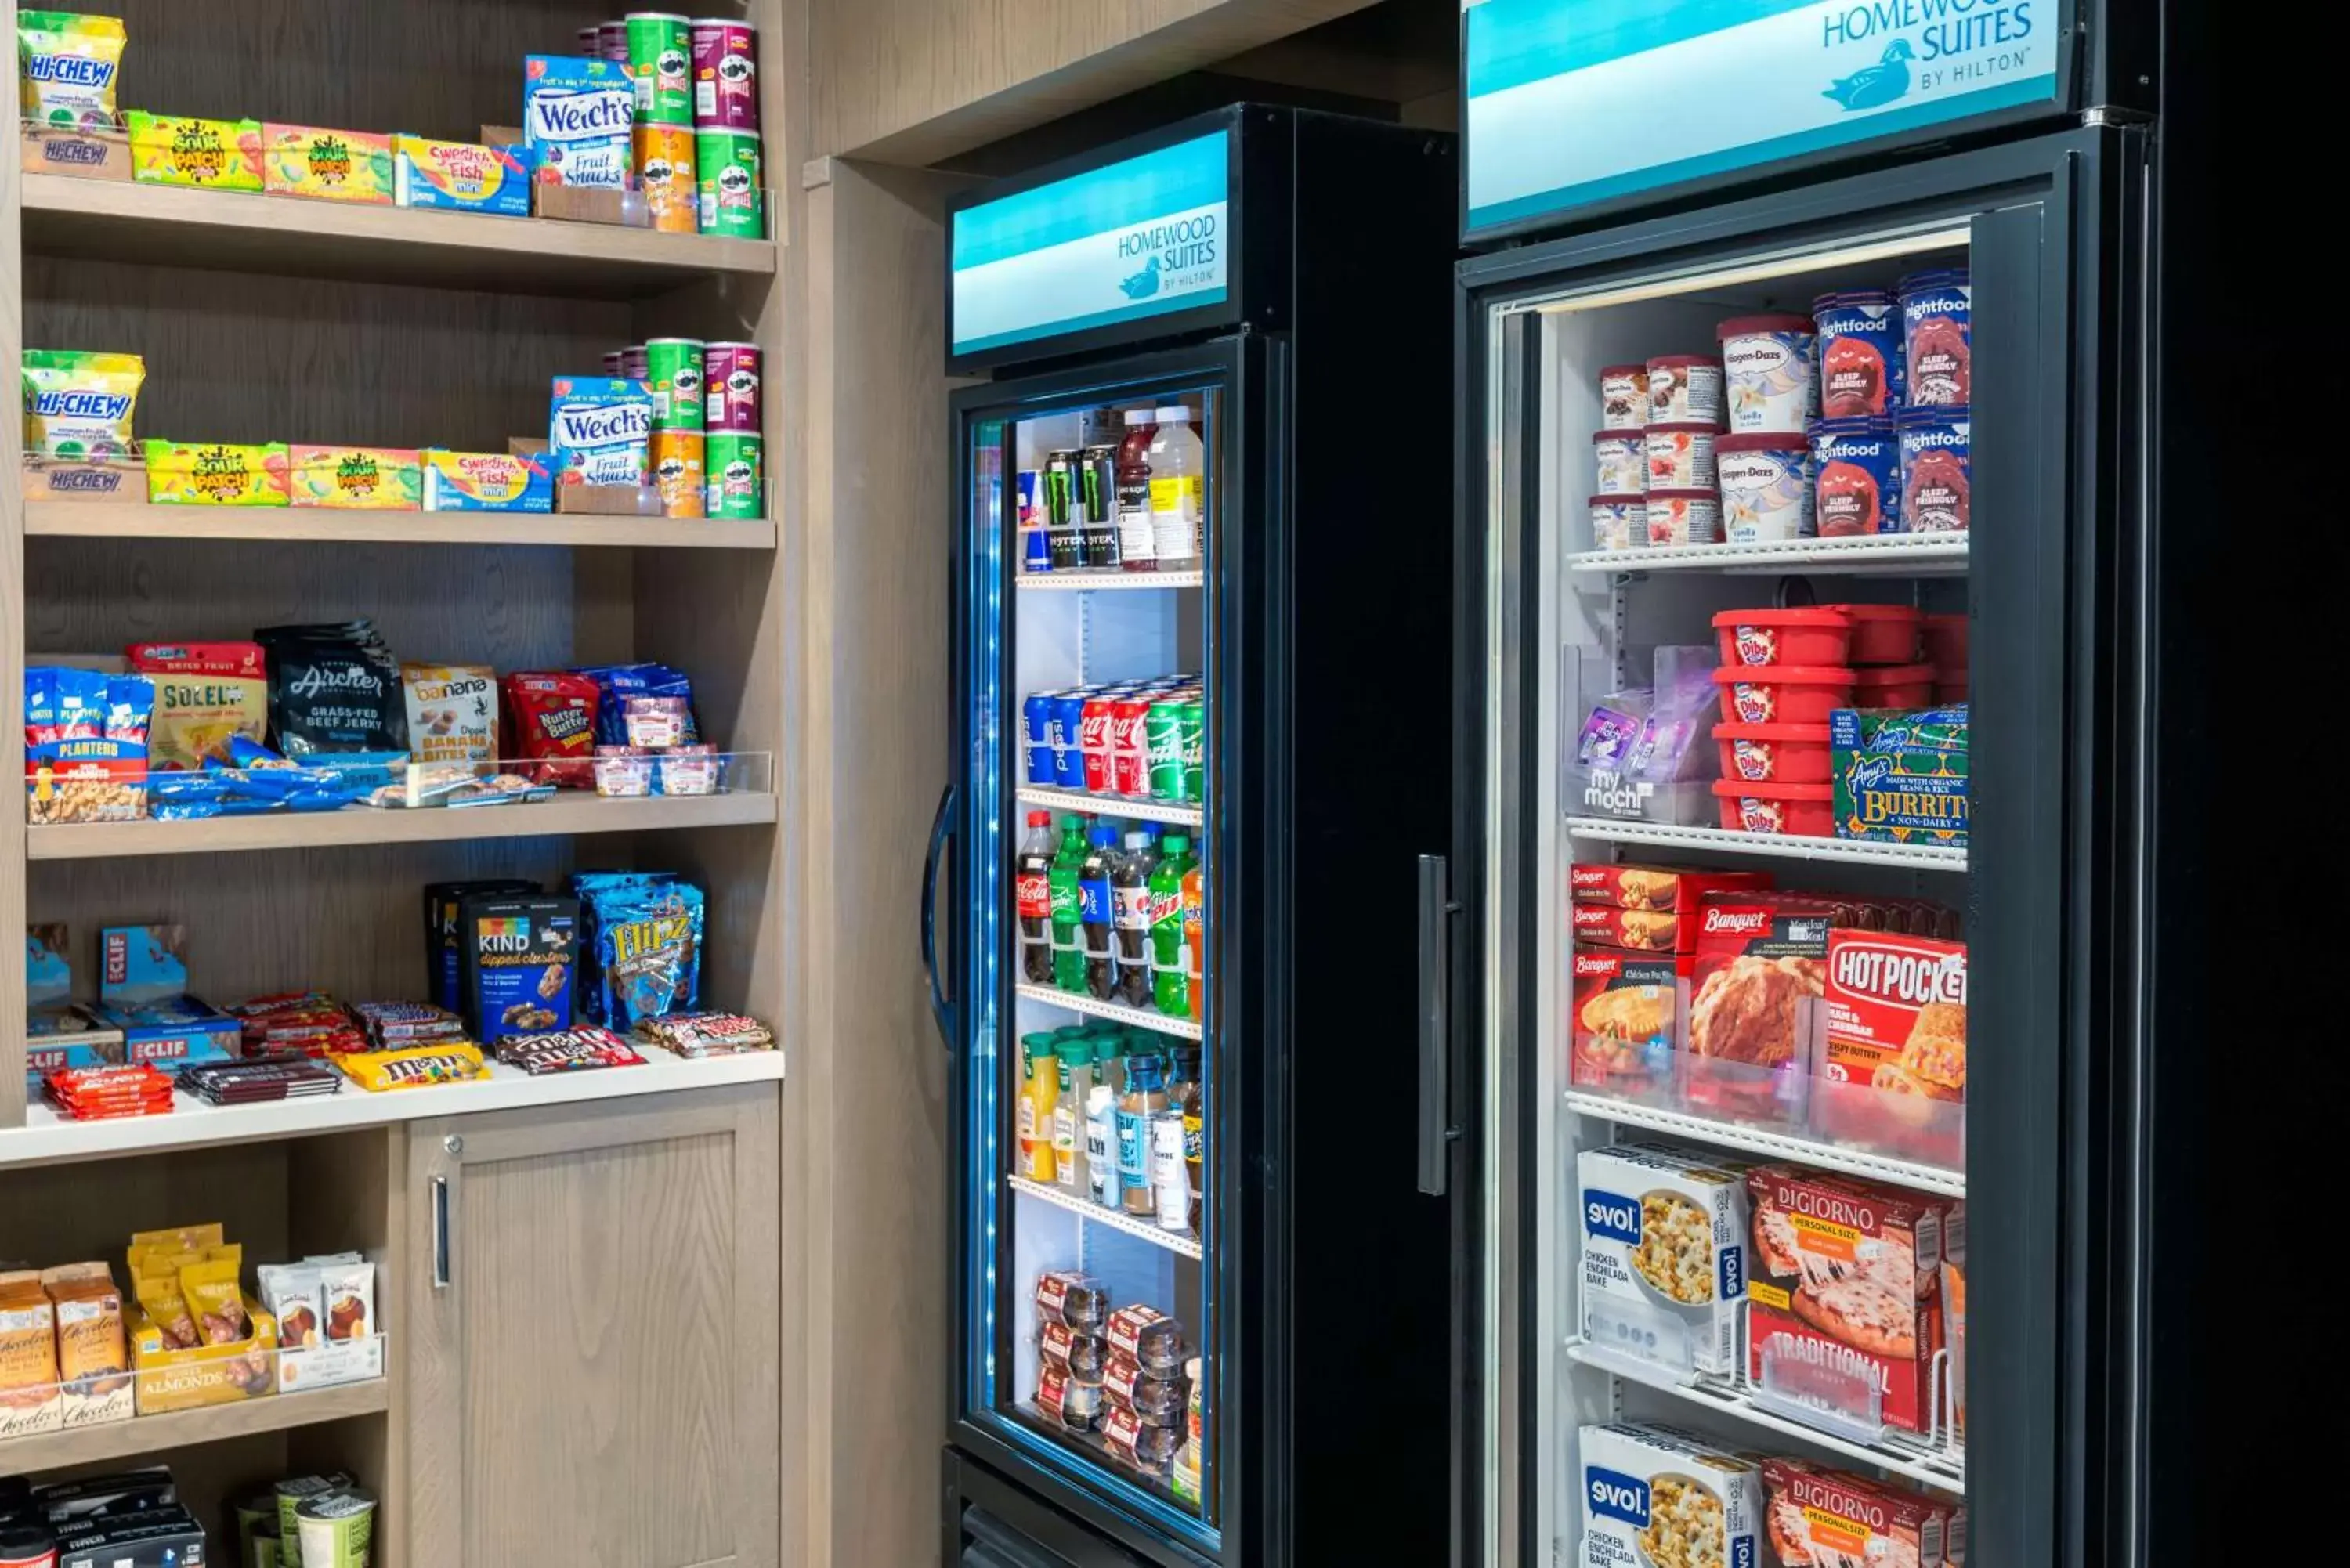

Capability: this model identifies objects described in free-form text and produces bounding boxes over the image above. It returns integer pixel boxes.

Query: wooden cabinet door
[403,1086,781,1568]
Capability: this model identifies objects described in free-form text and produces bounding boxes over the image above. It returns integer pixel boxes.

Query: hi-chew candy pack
[19,11,125,129]
[22,349,144,461]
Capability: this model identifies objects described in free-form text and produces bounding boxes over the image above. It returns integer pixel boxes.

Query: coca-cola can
[703,341,761,432]
[691,18,758,131]
[1109,697,1153,796]
[1079,698,1119,793]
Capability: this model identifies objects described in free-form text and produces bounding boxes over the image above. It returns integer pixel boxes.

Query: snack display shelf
[20,172,776,299]
[1012,983,1204,1042]
[1015,569,1206,591]
[1562,1090,1965,1198]
[24,501,778,550]
[1565,533,1970,576]
[1007,1173,1203,1260]
[1564,818,1968,871]
[27,789,778,861]
[0,1046,789,1170]
[1561,1339,1965,1491]
[0,1368,389,1479]
[1014,786,1204,829]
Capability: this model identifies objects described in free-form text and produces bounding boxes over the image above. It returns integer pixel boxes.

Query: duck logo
[1824,38,1914,110]
[1118,255,1162,301]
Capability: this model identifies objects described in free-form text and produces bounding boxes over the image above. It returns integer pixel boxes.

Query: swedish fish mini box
[290,445,421,509]
[145,440,290,506]
[394,135,531,217]
[126,111,262,191]
[263,124,393,204]
[422,449,553,513]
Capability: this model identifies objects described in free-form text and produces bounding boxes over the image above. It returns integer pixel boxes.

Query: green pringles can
[696,128,765,238]
[625,12,694,125]
[706,430,764,519]
[645,336,705,430]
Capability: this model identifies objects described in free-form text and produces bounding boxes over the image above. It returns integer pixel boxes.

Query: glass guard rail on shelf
[0,1331,389,1447]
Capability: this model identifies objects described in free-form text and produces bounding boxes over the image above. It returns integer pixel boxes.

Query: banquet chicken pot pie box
[1578,1142,1750,1376]
[1578,1419,1765,1568]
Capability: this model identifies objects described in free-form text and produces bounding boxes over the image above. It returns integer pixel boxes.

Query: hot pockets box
[395,135,532,216]
[289,445,421,509]
[1817,928,1967,1165]
[1578,1421,1766,1568]
[126,111,263,190]
[422,449,553,512]
[263,124,393,204]
[145,440,290,506]
[522,54,634,189]
[1578,1142,1749,1375]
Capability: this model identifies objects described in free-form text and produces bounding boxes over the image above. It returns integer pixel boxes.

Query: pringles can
[653,428,706,517]
[633,122,696,233]
[703,341,761,431]
[625,13,693,125]
[620,343,650,382]
[597,20,630,63]
[602,349,624,375]
[696,128,763,238]
[645,337,705,430]
[704,430,762,519]
[577,25,601,55]
[691,19,758,130]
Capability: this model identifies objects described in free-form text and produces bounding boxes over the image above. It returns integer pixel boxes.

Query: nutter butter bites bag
[503,670,598,786]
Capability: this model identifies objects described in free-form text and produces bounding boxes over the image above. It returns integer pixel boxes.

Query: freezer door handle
[1418,853,1460,1195]
[921,783,956,1053]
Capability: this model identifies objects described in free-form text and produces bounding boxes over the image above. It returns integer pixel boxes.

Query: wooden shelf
[0,1377,389,1479]
[25,502,777,550]
[27,790,778,861]
[20,174,777,299]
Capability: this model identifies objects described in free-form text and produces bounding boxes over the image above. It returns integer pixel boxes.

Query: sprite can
[626,12,694,125]
[645,337,705,430]
[1176,699,1205,803]
[706,430,763,519]
[696,128,764,238]
[1145,700,1186,801]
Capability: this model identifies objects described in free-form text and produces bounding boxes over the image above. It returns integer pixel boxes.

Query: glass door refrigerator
[1450,5,2156,1567]
[928,105,1463,1568]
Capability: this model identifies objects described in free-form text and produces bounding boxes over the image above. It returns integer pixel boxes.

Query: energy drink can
[702,341,761,432]
[625,13,693,125]
[645,337,705,430]
[652,428,706,517]
[696,128,763,238]
[633,122,696,233]
[691,18,758,131]
[704,430,761,519]
[1076,444,1118,568]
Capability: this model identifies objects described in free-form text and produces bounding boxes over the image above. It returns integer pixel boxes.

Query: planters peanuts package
[457,893,578,1042]
[572,871,703,1028]
[549,376,653,486]
[522,55,633,189]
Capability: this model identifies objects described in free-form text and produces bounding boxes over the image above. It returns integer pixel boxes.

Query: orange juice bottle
[1018,1034,1058,1182]
[1181,863,1205,1019]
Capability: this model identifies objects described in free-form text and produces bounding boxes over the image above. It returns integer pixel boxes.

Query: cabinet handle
[432,1175,453,1289]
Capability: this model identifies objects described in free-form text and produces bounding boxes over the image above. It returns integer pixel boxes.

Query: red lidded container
[1712,721,1834,783]
[1711,665,1857,725]
[1712,606,1853,668]
[1817,603,1923,664]
[1712,779,1835,836]
[1849,663,1936,708]
[1922,612,1968,674]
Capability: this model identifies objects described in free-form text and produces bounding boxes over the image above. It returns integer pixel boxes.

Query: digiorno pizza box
[1744,1164,1950,1435]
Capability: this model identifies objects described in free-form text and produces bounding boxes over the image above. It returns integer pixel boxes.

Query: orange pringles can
[652,428,706,517]
[634,122,697,233]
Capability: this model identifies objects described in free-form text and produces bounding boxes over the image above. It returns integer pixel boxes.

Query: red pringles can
[1109,697,1153,796]
[597,20,631,63]
[1079,697,1119,793]
[703,341,761,432]
[691,19,758,131]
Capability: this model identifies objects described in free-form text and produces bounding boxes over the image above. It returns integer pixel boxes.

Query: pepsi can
[1048,693,1090,789]
[1021,692,1058,785]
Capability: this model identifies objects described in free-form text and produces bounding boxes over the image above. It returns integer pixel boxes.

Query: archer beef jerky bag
[256,620,407,757]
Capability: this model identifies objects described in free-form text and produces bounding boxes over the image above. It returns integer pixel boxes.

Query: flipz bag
[573,871,703,1027]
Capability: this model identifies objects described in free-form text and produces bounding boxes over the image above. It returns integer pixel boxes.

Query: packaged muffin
[1101,1351,1188,1426]
[1036,1365,1101,1432]
[1034,1270,1109,1335]
[1104,1304,1185,1378]
[1101,1406,1181,1474]
[1037,1320,1104,1382]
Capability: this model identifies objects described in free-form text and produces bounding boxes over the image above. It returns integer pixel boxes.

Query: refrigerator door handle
[1417,852,1459,1195]
[921,782,956,1052]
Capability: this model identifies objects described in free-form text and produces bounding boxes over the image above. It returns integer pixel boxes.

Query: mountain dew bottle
[1149,833,1194,1016]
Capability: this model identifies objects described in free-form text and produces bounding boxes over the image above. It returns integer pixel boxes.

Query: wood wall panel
[812,0,1376,163]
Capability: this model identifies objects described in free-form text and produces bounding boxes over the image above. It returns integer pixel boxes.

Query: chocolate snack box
[130,1295,279,1414]
[1832,705,1968,847]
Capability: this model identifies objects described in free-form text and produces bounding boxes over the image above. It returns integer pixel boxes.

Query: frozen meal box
[144,439,290,506]
[1817,927,1967,1165]
[1763,1458,1952,1568]
[126,110,262,190]
[1746,1164,1949,1435]
[1683,893,1836,1125]
[262,123,393,203]
[1578,1142,1748,1375]
[394,135,532,216]
[1578,1420,1766,1568]
[1568,941,1687,1100]
[1570,862,1773,915]
[1832,705,1969,847]
[288,444,422,509]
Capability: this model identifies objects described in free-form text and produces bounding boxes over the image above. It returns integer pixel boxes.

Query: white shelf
[1013,983,1203,1040]
[1015,786,1204,829]
[1562,1091,1964,1197]
[1007,1174,1202,1259]
[1567,533,1969,576]
[1563,1340,1964,1490]
[1015,569,1204,591]
[1,1046,786,1171]
[1564,818,1967,871]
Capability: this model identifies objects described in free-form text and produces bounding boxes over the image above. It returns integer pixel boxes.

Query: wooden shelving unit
[25,500,779,549]
[0,1376,390,1479]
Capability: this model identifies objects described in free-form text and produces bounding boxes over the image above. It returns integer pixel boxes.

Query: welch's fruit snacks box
[548,377,653,486]
[522,54,634,189]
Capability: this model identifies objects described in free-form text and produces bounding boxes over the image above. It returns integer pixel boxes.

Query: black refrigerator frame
[1448,122,2153,1568]
[935,107,1462,1568]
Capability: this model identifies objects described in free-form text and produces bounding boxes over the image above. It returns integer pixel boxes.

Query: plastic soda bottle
[1079,826,1119,1000]
[1182,862,1205,1020]
[1149,833,1194,1016]
[1116,408,1158,573]
[1147,406,1204,570]
[1047,815,1087,992]
[1014,811,1056,985]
